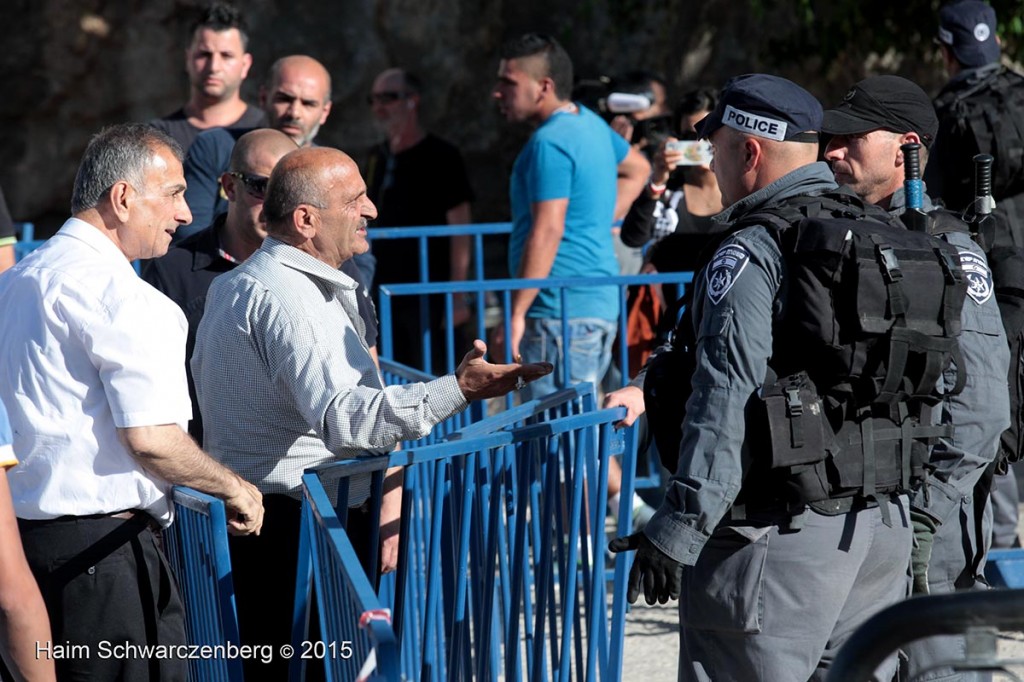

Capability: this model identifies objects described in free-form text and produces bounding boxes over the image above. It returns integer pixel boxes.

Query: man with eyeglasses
[364,67,475,371]
[143,129,380,444]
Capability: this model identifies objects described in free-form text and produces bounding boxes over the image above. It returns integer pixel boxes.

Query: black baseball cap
[938,0,1000,68]
[695,74,821,143]
[822,75,939,147]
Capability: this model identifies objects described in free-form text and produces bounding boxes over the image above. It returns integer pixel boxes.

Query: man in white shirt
[0,123,264,681]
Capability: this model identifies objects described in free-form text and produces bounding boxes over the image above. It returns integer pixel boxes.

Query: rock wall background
[0,0,955,236]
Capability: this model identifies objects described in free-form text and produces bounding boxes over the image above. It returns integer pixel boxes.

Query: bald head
[261,55,333,147]
[263,147,376,266]
[229,128,297,175]
[267,56,332,99]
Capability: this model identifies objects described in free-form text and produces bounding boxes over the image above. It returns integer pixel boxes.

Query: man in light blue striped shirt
[193,145,551,677]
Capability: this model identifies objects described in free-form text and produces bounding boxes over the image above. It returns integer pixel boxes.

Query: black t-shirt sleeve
[0,186,15,241]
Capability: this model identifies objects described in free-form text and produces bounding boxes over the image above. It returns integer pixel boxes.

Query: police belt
[724,492,902,530]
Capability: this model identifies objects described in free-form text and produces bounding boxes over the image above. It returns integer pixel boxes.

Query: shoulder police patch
[706,244,750,305]
[959,250,993,305]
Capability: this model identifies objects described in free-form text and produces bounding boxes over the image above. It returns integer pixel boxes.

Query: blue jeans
[519,317,617,400]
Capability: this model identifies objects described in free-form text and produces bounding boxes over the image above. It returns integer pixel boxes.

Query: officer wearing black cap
[925,1,1024,244]
[610,74,914,681]
[824,74,1009,682]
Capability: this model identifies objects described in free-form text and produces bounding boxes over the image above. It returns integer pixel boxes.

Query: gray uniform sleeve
[912,233,1010,525]
[643,226,782,565]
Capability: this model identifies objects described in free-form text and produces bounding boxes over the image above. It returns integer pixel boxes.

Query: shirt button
[87,567,96,575]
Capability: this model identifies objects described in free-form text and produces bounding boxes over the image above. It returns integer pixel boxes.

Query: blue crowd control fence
[368,222,512,285]
[164,487,243,682]
[15,221,33,241]
[13,221,44,262]
[296,406,638,682]
[299,474,403,682]
[378,272,694,383]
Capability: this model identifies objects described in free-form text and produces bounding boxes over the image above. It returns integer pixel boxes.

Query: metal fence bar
[300,472,402,682]
[378,272,694,386]
[302,407,635,681]
[164,486,242,682]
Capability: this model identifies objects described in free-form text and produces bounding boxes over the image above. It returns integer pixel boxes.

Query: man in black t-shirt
[365,68,475,372]
[150,3,267,152]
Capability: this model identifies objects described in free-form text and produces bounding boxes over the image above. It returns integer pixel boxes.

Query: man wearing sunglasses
[364,67,475,372]
[143,129,380,445]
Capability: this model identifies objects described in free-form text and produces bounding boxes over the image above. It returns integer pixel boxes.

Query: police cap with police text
[822,75,939,147]
[695,74,822,143]
[938,0,1000,68]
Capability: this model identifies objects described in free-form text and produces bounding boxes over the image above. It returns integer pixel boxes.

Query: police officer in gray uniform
[823,75,1010,682]
[610,74,925,681]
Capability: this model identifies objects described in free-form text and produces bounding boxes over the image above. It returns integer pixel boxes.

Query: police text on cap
[722,105,789,141]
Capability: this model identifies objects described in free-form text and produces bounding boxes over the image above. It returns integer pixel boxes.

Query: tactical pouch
[758,372,829,468]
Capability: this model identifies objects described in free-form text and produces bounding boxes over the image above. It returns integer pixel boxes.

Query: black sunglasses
[228,171,269,199]
[366,91,408,106]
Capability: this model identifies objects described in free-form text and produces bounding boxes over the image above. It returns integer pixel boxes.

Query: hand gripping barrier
[164,487,243,682]
[295,406,637,682]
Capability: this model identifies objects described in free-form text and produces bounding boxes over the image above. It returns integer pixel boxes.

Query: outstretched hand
[608,531,682,605]
[455,339,553,402]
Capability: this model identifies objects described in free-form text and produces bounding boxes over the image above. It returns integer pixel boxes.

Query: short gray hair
[262,163,328,234]
[70,123,183,214]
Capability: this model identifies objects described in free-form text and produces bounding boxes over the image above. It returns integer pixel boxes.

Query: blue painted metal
[164,487,243,682]
[985,548,1024,588]
[299,472,402,682]
[378,272,694,383]
[299,407,635,681]
[14,221,34,241]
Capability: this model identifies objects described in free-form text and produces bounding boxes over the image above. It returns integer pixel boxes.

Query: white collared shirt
[0,218,192,525]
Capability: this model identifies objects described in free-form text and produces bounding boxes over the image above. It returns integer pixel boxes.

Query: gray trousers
[990,467,1020,548]
[903,494,992,682]
[678,496,911,682]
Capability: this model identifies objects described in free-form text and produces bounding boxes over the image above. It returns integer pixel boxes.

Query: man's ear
[221,172,236,202]
[240,52,253,80]
[743,137,762,173]
[292,205,318,240]
[109,181,133,222]
[258,85,267,109]
[895,132,923,167]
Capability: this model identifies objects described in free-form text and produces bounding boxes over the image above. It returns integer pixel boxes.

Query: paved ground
[616,514,1024,681]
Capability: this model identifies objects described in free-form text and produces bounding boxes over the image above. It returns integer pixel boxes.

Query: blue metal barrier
[297,407,638,682]
[164,487,243,682]
[300,475,402,682]
[985,548,1024,588]
[15,221,33,241]
[12,222,43,262]
[378,272,693,381]
[369,222,512,285]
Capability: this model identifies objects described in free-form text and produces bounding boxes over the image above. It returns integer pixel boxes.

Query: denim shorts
[519,317,617,400]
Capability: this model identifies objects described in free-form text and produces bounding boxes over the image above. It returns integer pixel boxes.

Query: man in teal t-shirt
[493,33,649,398]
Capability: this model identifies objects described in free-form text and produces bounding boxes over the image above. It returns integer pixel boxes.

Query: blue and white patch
[959,250,993,305]
[706,244,750,304]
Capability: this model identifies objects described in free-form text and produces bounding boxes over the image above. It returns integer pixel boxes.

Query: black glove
[608,531,683,605]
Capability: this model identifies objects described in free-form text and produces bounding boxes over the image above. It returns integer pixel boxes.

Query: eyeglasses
[366,91,408,106]
[228,171,269,200]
